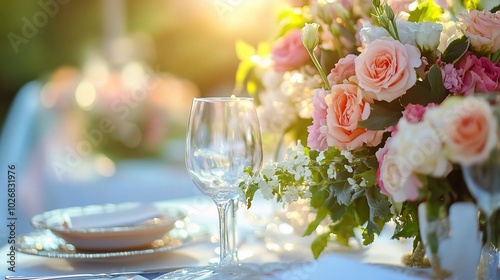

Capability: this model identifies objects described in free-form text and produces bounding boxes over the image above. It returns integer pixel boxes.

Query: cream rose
[414,22,444,52]
[459,10,500,54]
[427,96,497,165]
[392,119,452,177]
[355,38,421,102]
[377,148,422,203]
[323,82,383,150]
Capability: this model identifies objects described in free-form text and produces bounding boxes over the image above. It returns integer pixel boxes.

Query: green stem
[390,20,400,41]
[307,49,331,91]
[328,26,345,60]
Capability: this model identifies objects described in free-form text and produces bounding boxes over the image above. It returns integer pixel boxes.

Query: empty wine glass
[462,94,500,280]
[156,97,263,279]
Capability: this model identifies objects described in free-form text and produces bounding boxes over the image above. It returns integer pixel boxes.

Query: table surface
[0,196,434,279]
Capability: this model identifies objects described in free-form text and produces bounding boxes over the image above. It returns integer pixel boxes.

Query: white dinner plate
[30,202,186,251]
[16,220,211,260]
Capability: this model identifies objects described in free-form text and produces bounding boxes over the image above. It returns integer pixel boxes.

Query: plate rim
[15,225,211,260]
[30,202,186,234]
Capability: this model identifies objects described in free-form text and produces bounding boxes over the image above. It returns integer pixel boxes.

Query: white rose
[359,21,391,46]
[395,20,419,46]
[392,119,452,177]
[360,21,418,46]
[360,20,443,53]
[379,149,422,202]
[415,22,444,52]
[437,21,461,53]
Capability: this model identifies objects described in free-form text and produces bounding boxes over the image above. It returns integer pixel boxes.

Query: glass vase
[476,209,500,280]
[418,202,482,279]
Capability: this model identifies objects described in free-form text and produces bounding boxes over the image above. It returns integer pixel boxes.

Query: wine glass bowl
[462,149,500,218]
[186,97,263,205]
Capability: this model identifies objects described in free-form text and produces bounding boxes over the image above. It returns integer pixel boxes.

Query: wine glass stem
[227,199,239,263]
[485,213,500,279]
[216,201,230,268]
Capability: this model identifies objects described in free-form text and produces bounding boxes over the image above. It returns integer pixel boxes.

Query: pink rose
[402,103,428,123]
[355,38,421,102]
[427,96,497,165]
[457,52,500,95]
[376,139,422,202]
[271,29,310,72]
[459,10,500,54]
[323,82,383,150]
[441,63,464,93]
[327,54,357,85]
[307,89,329,151]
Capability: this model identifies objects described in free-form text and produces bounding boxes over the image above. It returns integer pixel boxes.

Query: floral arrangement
[42,58,199,161]
[236,0,500,261]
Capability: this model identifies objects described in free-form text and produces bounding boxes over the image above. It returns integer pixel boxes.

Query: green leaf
[331,211,358,246]
[354,169,377,186]
[362,228,375,245]
[234,60,256,94]
[392,202,420,239]
[362,220,379,245]
[408,0,443,22]
[358,101,403,130]
[304,206,328,236]
[330,181,352,206]
[463,0,480,10]
[329,201,347,222]
[310,184,328,209]
[257,42,271,57]
[235,40,256,60]
[243,182,259,208]
[311,232,330,259]
[427,65,449,103]
[246,80,257,95]
[400,66,448,107]
[361,154,379,170]
[277,7,308,38]
[354,196,370,225]
[441,36,470,64]
[365,188,391,238]
[492,4,500,13]
[399,80,431,106]
[351,189,365,201]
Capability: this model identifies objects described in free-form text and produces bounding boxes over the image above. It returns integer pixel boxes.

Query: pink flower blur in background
[271,29,311,72]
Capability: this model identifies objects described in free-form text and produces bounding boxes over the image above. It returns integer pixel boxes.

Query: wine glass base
[154,263,295,280]
[154,266,215,280]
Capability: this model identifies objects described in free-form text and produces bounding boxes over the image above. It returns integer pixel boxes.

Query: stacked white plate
[30,202,186,252]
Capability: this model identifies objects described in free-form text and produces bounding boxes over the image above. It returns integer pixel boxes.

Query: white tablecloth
[0,196,433,279]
